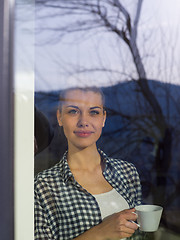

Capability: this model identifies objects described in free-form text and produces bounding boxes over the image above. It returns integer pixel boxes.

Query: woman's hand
[96,208,138,239]
[74,208,139,240]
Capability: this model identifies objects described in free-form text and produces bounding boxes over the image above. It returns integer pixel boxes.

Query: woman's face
[57,89,106,150]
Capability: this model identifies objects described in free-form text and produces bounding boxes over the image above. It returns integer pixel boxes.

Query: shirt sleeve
[34,181,54,240]
[131,164,142,206]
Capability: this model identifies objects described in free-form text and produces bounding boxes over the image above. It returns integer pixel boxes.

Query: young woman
[34,87,142,240]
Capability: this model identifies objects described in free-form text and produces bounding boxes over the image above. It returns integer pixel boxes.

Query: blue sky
[15,0,180,91]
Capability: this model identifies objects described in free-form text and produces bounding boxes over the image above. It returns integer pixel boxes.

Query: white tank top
[93,188,129,240]
[93,188,129,220]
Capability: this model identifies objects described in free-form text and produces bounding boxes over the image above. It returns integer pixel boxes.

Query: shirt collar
[61,151,74,183]
[61,149,111,183]
[98,148,111,166]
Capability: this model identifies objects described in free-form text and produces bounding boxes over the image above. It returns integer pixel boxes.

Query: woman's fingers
[116,208,138,222]
[117,223,135,233]
[125,220,139,230]
[98,208,139,240]
[116,209,139,236]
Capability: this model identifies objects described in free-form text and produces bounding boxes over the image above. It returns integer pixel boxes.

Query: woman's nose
[77,113,89,127]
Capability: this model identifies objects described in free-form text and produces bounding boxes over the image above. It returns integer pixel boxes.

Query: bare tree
[35,1,166,126]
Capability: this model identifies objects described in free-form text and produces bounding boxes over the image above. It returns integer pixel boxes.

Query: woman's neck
[67,145,101,171]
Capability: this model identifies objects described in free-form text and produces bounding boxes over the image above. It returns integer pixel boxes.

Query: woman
[34,87,142,240]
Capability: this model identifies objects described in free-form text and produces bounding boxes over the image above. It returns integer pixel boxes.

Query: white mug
[135,204,163,232]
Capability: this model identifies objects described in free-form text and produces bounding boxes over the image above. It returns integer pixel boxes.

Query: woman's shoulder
[109,156,136,171]
[34,156,65,185]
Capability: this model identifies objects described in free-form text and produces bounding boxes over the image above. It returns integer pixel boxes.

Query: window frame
[0,0,15,239]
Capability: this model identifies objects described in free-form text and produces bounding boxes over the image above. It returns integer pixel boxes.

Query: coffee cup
[135,204,163,232]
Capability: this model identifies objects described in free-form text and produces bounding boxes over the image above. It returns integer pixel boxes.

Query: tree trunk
[128,38,167,135]
[154,128,172,205]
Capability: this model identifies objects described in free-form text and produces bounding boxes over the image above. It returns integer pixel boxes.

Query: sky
[15,0,180,92]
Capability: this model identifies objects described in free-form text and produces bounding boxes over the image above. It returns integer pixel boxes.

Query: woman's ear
[57,109,63,127]
[102,110,106,127]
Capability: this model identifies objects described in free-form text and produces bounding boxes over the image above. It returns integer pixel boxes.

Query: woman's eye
[68,109,78,114]
[90,110,100,115]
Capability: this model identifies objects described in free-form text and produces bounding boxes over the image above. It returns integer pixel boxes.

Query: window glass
[35,1,180,239]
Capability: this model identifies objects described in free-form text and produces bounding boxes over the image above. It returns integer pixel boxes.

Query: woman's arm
[34,189,54,240]
[131,165,142,206]
[35,194,137,240]
[73,208,138,240]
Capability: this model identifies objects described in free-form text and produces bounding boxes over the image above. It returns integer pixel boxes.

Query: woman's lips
[74,131,93,137]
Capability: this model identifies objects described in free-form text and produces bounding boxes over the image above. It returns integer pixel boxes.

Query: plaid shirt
[34,150,142,240]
